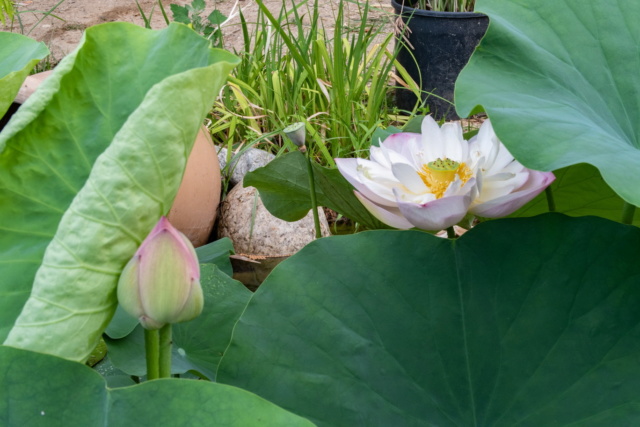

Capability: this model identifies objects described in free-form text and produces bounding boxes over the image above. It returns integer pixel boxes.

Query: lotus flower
[117,216,203,330]
[336,116,555,231]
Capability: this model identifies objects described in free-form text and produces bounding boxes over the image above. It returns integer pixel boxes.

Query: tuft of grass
[0,0,15,25]
[209,0,422,168]
[6,0,66,36]
[31,53,59,74]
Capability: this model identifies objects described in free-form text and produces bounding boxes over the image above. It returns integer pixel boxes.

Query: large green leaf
[106,264,252,380]
[195,236,235,276]
[244,151,387,229]
[0,22,239,361]
[0,346,314,426]
[0,32,49,117]
[218,214,640,426]
[510,163,639,226]
[456,0,640,207]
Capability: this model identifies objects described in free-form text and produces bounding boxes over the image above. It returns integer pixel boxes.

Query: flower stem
[305,152,322,239]
[621,202,636,225]
[158,323,172,378]
[446,226,456,239]
[545,186,556,212]
[144,328,159,380]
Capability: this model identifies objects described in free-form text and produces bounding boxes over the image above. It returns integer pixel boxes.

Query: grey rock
[218,147,275,188]
[217,181,331,256]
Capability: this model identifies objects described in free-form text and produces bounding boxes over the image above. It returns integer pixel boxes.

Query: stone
[217,181,331,256]
[217,147,275,188]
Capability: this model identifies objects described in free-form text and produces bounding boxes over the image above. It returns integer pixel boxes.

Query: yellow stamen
[418,157,472,199]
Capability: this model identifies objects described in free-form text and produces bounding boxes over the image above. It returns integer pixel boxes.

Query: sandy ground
[3,0,396,61]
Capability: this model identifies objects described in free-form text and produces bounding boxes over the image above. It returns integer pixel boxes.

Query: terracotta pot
[167,127,221,247]
[14,70,53,104]
[13,71,221,247]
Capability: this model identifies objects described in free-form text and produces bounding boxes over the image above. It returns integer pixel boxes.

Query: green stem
[306,152,322,239]
[545,186,556,212]
[446,226,456,239]
[157,0,170,25]
[144,328,159,380]
[621,202,636,225]
[158,323,172,379]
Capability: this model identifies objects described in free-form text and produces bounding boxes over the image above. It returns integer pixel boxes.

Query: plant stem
[621,202,636,225]
[545,186,556,212]
[447,226,456,239]
[306,152,322,239]
[157,0,170,25]
[25,0,66,36]
[144,328,159,380]
[158,323,172,379]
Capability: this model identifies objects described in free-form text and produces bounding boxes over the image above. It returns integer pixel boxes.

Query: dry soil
[3,0,396,60]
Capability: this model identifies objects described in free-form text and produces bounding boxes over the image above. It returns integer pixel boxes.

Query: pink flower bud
[117,217,203,330]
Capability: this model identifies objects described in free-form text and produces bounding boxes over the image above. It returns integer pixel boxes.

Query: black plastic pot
[391,0,488,120]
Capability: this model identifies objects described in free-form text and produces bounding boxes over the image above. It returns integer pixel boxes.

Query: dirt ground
[3,0,396,61]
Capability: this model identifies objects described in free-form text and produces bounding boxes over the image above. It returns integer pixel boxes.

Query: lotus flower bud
[117,216,203,330]
[283,122,306,149]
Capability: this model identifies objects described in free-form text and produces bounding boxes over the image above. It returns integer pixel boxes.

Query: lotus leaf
[456,0,640,207]
[0,22,239,361]
[219,214,640,426]
[0,32,49,117]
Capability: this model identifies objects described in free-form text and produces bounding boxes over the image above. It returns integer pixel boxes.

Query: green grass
[0,0,15,25]
[209,0,423,168]
[7,0,66,36]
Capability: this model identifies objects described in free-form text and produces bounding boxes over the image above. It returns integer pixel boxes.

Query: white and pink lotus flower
[336,116,555,231]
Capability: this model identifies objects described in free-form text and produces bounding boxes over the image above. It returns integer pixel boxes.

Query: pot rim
[390,0,487,18]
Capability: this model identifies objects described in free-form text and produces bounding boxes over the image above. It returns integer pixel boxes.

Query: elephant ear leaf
[244,151,388,230]
[218,214,640,426]
[0,22,239,362]
[0,32,49,117]
[456,0,640,206]
[0,346,315,426]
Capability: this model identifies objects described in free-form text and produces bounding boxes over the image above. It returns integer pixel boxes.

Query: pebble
[217,181,330,256]
[217,147,275,189]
